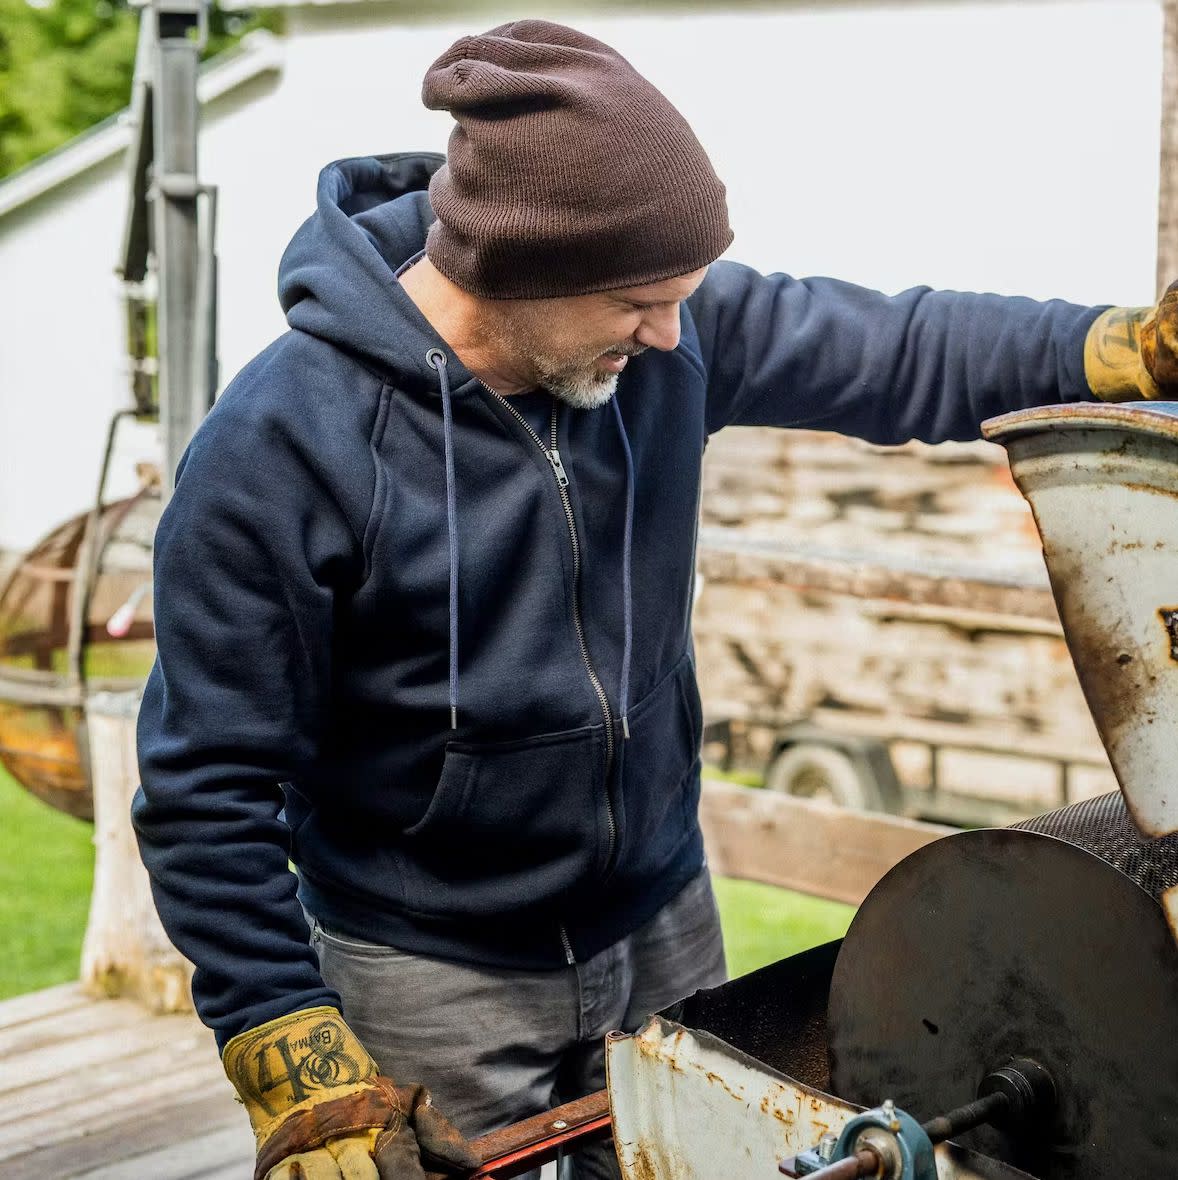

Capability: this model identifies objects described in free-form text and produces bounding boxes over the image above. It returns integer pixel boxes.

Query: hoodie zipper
[559,924,576,967]
[481,387,620,875]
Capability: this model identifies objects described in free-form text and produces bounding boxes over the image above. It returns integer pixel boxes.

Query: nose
[635,304,681,352]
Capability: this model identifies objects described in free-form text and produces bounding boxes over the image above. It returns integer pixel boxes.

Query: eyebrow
[620,295,680,309]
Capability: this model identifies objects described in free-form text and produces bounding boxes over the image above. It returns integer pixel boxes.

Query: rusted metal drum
[0,493,158,818]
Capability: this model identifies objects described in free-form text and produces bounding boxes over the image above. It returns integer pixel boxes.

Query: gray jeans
[307,868,727,1179]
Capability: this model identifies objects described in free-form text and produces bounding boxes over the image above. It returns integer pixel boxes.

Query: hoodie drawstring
[427,348,460,730]
[611,397,635,741]
[427,348,635,745]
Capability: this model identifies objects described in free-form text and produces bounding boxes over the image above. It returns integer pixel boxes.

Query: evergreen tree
[0,0,277,178]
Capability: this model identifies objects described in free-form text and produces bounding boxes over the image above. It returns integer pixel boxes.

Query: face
[489,266,710,410]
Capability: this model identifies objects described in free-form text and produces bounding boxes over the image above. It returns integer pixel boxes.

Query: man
[133,18,1178,1180]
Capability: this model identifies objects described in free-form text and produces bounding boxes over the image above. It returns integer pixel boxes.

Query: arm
[689,260,1104,443]
[132,390,360,1048]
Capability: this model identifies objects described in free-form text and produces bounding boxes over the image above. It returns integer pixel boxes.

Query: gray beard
[540,369,620,411]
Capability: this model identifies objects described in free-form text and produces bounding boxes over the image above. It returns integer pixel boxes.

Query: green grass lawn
[0,765,854,999]
[715,877,854,976]
[0,765,94,999]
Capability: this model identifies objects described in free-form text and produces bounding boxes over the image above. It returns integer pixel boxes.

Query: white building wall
[0,159,133,551]
[0,0,1165,552]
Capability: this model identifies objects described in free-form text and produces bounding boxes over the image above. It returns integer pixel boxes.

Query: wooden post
[80,690,194,1012]
[1159,0,1178,297]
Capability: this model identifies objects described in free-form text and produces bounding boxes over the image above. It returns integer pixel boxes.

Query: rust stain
[635,1027,686,1073]
[1159,608,1178,660]
[628,1144,659,1180]
[1125,479,1178,501]
[985,401,1178,448]
[1163,885,1178,948]
[700,1068,744,1103]
[1048,569,1144,764]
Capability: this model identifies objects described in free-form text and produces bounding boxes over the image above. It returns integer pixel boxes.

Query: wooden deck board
[5,1098,251,1180]
[0,990,150,1059]
[6,1055,229,1154]
[54,1119,253,1180]
[2,1006,196,1094]
[0,981,95,1027]
[0,985,253,1179]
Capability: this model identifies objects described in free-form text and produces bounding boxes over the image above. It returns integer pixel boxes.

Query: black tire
[764,741,878,811]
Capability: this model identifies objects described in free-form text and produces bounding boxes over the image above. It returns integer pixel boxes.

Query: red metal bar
[467,1090,613,1179]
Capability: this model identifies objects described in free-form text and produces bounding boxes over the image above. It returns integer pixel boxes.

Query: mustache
[601,343,648,359]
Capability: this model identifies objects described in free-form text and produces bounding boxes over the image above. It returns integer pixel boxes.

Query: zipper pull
[547,449,570,488]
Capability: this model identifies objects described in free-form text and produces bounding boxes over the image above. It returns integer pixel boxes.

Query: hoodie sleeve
[133,386,369,1050]
[689,260,1105,443]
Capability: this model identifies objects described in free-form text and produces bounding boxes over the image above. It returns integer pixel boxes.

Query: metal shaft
[921,1090,1010,1144]
[779,1149,881,1180]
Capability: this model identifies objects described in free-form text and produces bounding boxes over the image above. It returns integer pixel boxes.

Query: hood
[279,153,475,390]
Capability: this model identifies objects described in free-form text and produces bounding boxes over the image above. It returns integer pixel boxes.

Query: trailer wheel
[764,741,879,811]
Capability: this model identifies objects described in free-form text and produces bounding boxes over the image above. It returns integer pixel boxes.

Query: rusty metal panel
[606,1015,853,1179]
[605,1017,1028,1180]
[985,402,1178,839]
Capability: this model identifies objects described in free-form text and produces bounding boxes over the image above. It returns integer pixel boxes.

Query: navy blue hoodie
[133,153,1102,1047]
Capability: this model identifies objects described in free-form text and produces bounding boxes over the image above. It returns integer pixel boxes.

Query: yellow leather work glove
[1084,283,1178,401]
[222,1007,479,1180]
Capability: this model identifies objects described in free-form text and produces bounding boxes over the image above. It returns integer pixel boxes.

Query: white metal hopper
[984,401,1178,938]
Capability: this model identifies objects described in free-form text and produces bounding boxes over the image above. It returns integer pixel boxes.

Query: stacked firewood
[693,428,1116,811]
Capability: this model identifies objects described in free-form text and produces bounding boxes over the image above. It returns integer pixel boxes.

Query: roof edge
[0,30,284,222]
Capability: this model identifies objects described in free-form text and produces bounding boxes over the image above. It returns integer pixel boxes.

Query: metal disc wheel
[764,742,873,810]
[827,797,1178,1180]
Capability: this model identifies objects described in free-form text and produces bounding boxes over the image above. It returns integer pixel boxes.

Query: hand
[1141,281,1178,393]
[1084,285,1178,401]
[222,1007,478,1180]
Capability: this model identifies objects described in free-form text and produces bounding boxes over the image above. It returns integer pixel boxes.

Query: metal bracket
[782,1101,937,1180]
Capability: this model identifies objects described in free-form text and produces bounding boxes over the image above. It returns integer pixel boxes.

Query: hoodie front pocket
[397,724,608,918]
[611,653,703,875]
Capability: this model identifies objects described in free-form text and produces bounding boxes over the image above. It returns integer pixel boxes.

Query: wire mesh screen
[1012,792,1178,902]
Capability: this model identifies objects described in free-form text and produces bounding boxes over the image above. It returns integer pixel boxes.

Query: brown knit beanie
[422,20,733,300]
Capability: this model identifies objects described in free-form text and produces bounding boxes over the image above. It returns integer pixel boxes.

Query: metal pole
[148,0,212,497]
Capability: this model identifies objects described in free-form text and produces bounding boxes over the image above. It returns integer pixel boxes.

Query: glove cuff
[253,1077,401,1180]
[222,1006,380,1143]
[1084,305,1161,401]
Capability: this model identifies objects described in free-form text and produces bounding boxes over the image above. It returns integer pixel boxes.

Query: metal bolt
[881,1098,899,1130]
[817,1133,838,1162]
[552,1120,568,1131]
